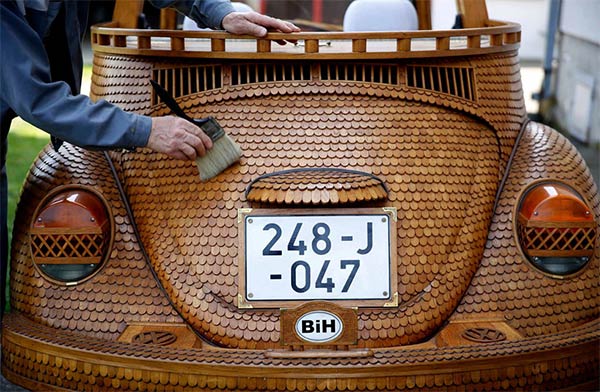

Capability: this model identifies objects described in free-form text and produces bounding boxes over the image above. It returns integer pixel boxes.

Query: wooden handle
[455,0,490,28]
[112,0,144,28]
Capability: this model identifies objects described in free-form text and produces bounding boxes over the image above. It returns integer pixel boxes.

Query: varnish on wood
[2,1,598,391]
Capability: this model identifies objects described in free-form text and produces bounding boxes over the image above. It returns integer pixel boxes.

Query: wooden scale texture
[122,89,500,349]
[455,121,600,334]
[8,144,184,339]
[2,12,599,392]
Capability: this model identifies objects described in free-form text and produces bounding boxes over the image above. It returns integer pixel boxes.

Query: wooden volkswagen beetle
[2,0,599,390]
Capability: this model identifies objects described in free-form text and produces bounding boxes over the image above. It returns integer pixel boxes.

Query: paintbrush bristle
[196,134,242,182]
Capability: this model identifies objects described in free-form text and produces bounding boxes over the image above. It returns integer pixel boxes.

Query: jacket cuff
[127,115,152,150]
[208,3,235,29]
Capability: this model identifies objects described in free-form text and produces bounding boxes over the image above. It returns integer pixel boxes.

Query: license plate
[238,208,397,308]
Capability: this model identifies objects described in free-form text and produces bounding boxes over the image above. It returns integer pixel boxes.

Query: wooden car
[2,1,598,390]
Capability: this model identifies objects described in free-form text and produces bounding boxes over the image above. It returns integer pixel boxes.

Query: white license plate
[239,209,397,308]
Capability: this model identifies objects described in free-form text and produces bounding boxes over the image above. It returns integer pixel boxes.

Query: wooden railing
[91,21,521,60]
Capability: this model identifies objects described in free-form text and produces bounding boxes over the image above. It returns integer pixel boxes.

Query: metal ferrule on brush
[195,117,225,141]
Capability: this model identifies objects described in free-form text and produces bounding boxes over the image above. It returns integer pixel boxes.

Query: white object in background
[183,2,255,30]
[569,72,595,143]
[343,0,418,32]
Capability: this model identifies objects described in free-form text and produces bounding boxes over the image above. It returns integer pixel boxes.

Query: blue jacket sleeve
[0,3,151,150]
[149,0,235,29]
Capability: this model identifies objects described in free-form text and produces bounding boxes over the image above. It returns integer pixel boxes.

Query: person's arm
[149,0,234,30]
[0,2,211,159]
[149,0,300,35]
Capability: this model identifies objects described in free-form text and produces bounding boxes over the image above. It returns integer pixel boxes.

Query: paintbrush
[150,80,242,181]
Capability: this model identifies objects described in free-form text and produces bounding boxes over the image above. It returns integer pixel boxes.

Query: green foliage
[5,121,49,310]
[6,121,49,231]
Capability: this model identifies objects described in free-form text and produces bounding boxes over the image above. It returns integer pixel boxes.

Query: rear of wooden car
[2,1,598,390]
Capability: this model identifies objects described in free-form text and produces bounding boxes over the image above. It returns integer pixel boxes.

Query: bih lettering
[301,318,336,334]
[295,311,343,343]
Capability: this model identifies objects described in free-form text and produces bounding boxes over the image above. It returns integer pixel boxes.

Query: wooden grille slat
[320,63,401,86]
[230,63,311,86]
[407,65,476,102]
[152,65,223,104]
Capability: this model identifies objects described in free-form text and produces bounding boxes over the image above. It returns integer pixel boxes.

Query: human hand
[147,116,213,160]
[222,11,300,42]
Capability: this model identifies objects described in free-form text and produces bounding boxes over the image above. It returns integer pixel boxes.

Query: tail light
[30,186,113,285]
[516,182,597,277]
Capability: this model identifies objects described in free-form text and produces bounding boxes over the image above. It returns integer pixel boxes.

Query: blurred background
[2,1,598,389]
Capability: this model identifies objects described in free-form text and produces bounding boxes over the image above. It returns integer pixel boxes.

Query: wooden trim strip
[94,21,520,39]
[32,257,102,265]
[91,45,521,60]
[90,21,521,60]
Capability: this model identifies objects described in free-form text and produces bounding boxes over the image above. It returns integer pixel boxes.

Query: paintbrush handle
[199,117,225,140]
[150,80,213,130]
[150,80,193,120]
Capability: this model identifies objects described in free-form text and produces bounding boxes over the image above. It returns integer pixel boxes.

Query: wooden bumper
[2,313,598,391]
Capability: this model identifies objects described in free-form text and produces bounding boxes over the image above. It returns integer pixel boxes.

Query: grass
[6,120,49,228]
[5,120,49,310]
[6,120,49,239]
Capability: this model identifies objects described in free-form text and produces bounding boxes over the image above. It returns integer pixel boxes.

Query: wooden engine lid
[245,168,388,205]
[122,95,501,350]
